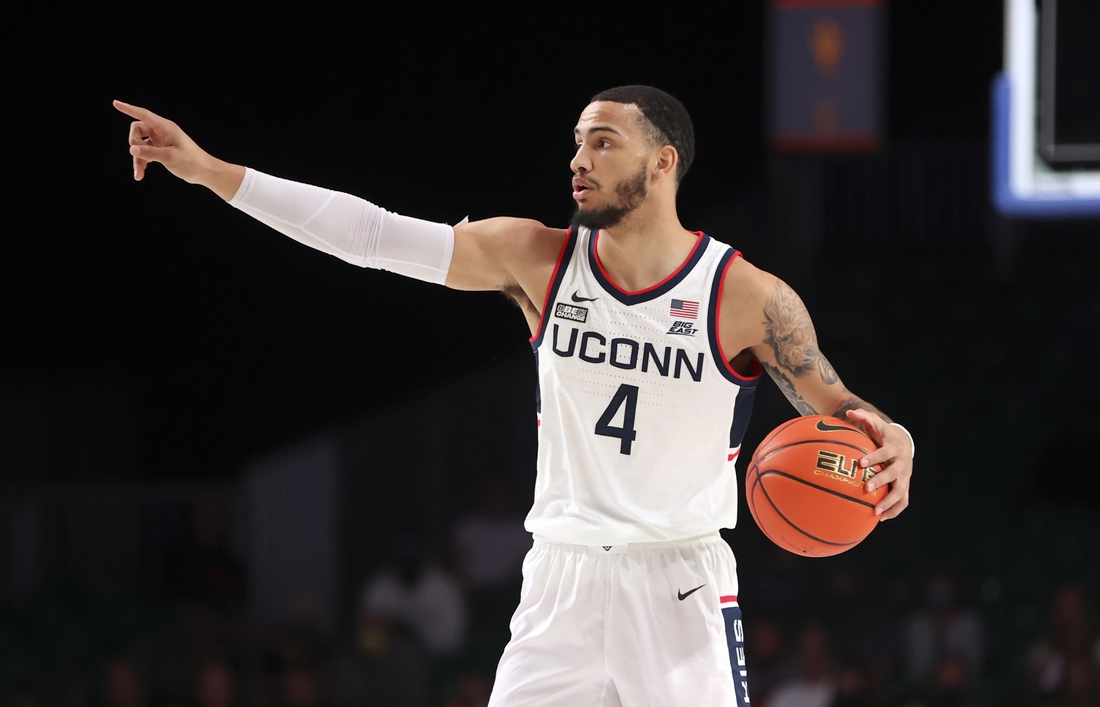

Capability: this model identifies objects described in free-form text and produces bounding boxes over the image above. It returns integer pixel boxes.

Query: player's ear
[653,145,678,183]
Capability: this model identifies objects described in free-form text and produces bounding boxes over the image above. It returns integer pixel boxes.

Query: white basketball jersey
[526,226,762,545]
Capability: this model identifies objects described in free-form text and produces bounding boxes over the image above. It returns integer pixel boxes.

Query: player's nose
[570,147,591,175]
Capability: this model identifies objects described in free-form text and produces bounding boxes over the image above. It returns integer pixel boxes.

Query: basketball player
[115,86,913,706]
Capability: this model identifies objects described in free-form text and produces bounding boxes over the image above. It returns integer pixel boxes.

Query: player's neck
[595,203,698,293]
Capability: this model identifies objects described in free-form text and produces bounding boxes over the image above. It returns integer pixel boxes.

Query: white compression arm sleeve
[228,167,455,285]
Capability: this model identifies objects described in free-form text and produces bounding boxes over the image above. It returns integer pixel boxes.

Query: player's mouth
[572,177,596,201]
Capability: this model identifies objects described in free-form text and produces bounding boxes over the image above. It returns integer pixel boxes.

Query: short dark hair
[590,85,695,184]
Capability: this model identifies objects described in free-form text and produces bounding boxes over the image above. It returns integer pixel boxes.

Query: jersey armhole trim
[529,226,577,348]
[708,249,763,386]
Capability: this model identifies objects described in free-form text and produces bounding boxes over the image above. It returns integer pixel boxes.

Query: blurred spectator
[194,659,236,707]
[904,570,984,685]
[927,656,976,707]
[244,646,278,707]
[452,478,532,591]
[281,664,324,707]
[764,625,834,707]
[820,565,898,690]
[746,616,798,705]
[248,622,326,707]
[1059,656,1100,707]
[104,658,145,707]
[441,673,492,707]
[12,691,43,707]
[1028,584,1100,706]
[283,599,331,668]
[330,610,428,707]
[167,492,244,612]
[361,537,466,655]
[832,666,871,707]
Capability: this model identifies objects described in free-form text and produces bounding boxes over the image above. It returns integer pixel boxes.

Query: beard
[571,165,648,231]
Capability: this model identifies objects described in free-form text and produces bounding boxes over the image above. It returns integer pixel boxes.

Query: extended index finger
[113,100,168,127]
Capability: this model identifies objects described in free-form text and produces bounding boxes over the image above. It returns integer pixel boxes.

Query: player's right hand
[113,100,214,184]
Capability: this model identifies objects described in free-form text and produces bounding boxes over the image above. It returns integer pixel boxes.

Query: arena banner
[767,0,884,152]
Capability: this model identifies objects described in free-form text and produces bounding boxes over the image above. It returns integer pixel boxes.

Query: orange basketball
[746,415,886,557]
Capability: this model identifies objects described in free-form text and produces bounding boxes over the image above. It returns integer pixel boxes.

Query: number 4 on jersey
[595,384,639,455]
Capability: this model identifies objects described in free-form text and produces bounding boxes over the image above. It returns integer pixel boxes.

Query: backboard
[993,0,1100,216]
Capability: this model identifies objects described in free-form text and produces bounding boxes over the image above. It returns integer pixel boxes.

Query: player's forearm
[760,365,889,421]
[226,167,454,284]
[751,277,893,423]
[830,395,892,424]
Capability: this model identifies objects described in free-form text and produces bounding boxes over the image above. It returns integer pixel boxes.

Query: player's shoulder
[720,253,781,311]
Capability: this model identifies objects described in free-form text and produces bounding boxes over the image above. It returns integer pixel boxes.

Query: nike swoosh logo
[571,290,598,302]
[816,420,851,433]
[677,584,706,601]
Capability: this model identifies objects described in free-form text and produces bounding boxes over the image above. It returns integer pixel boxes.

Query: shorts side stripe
[722,605,751,705]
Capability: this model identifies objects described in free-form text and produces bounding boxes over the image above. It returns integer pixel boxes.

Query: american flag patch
[670,299,699,319]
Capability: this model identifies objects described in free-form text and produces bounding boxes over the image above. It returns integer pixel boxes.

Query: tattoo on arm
[763,362,818,415]
[817,356,839,385]
[832,396,893,424]
[763,281,839,384]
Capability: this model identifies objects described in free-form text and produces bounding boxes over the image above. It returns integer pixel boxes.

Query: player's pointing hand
[845,408,913,521]
[115,100,205,182]
[113,100,244,200]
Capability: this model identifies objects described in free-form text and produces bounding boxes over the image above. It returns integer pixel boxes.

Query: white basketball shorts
[488,533,751,706]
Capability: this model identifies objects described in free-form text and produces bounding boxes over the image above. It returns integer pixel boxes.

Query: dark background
[5,0,1002,480]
